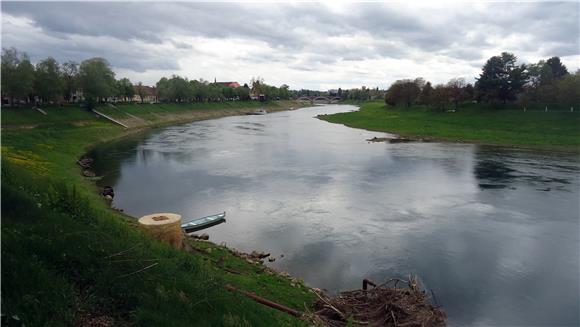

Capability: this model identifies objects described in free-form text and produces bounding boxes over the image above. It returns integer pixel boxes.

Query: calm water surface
[91,105,580,326]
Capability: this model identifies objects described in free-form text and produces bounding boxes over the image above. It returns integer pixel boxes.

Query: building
[214,81,241,88]
[132,85,157,103]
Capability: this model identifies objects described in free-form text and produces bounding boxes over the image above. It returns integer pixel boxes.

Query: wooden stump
[138,213,183,250]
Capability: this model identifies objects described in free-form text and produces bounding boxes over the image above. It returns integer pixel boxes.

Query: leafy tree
[78,58,116,107]
[157,75,192,102]
[526,57,570,104]
[156,77,170,101]
[222,86,235,100]
[1,47,20,106]
[14,54,35,106]
[190,79,208,102]
[1,48,36,106]
[235,85,250,100]
[279,84,290,100]
[556,71,580,109]
[527,60,545,88]
[34,57,63,103]
[545,57,568,80]
[62,61,78,102]
[475,52,528,104]
[117,78,134,102]
[385,79,421,107]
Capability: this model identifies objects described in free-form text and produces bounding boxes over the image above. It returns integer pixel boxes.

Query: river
[90,104,580,326]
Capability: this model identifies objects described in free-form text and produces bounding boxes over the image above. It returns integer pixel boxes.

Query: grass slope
[1,101,313,326]
[318,101,580,151]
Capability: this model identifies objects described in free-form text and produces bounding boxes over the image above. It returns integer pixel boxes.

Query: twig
[313,290,348,321]
[109,258,167,263]
[104,245,139,259]
[391,310,397,327]
[379,278,408,289]
[115,262,159,279]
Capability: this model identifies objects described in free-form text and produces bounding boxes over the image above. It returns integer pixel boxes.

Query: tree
[475,52,528,105]
[418,81,433,105]
[235,85,250,100]
[1,47,20,106]
[1,48,36,106]
[545,56,568,80]
[447,78,466,110]
[463,83,474,102]
[78,58,116,107]
[156,75,192,102]
[385,79,421,107]
[557,71,580,109]
[62,61,78,102]
[117,78,134,102]
[136,82,146,103]
[14,54,35,106]
[431,84,449,111]
[279,84,290,100]
[251,76,265,96]
[34,57,63,103]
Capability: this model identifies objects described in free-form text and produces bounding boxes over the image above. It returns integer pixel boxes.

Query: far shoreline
[317,102,580,154]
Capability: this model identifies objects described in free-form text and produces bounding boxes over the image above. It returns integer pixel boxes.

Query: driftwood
[311,276,446,327]
[223,276,445,327]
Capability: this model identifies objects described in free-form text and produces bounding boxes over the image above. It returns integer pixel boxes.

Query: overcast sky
[2,1,579,90]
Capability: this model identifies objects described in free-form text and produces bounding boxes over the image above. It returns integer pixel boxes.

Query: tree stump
[138,213,183,250]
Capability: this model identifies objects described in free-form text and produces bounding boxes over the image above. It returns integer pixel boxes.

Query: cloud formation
[2,2,578,90]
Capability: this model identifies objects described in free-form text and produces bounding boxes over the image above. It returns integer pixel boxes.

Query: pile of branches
[309,277,446,327]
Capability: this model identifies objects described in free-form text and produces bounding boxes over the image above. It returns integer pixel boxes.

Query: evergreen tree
[475,52,528,104]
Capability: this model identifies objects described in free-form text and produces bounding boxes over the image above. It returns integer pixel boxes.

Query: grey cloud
[4,2,577,57]
[2,1,578,86]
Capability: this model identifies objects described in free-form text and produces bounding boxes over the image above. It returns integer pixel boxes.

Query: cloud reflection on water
[91,105,579,326]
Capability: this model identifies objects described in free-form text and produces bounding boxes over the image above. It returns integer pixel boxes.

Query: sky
[2,1,579,91]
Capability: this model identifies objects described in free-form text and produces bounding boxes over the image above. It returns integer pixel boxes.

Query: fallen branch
[225,284,301,317]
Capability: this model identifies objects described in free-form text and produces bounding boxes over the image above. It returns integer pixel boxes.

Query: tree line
[1,48,291,108]
[384,53,579,110]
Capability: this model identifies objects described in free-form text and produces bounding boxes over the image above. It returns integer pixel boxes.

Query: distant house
[132,85,157,103]
[214,81,240,88]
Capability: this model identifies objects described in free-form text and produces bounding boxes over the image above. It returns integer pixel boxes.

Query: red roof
[215,82,240,88]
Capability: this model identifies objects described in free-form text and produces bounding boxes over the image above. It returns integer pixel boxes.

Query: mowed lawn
[319,102,580,151]
[1,101,277,126]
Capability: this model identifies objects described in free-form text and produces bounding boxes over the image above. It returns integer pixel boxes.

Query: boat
[181,212,226,233]
[245,109,267,115]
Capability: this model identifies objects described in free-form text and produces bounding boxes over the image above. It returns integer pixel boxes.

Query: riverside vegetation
[318,101,580,152]
[1,101,316,326]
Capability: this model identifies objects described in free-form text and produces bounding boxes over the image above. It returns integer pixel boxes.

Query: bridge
[296,96,341,104]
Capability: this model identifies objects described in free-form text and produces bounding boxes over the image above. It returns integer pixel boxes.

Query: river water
[90,105,579,326]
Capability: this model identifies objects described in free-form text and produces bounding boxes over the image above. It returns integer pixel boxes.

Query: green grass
[1,105,97,126]
[319,101,580,151]
[1,102,313,326]
[1,101,283,127]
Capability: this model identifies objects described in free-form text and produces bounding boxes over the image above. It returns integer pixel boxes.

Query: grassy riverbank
[319,101,580,151]
[1,101,314,326]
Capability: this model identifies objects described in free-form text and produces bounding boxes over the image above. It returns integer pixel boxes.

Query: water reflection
[91,105,580,326]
